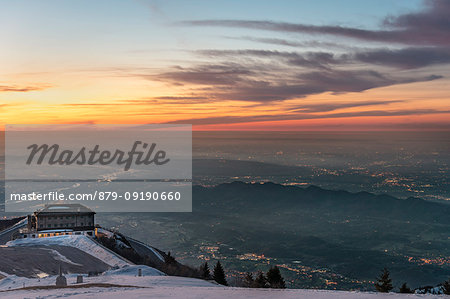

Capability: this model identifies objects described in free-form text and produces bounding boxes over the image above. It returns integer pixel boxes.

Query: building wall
[17,230,95,240]
[36,214,94,230]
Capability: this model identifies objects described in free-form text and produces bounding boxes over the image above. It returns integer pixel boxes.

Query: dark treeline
[375,268,450,295]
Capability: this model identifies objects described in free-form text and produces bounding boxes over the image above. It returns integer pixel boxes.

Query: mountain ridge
[192,181,450,225]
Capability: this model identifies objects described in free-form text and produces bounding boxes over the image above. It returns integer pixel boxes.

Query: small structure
[55,265,67,287]
[76,275,83,283]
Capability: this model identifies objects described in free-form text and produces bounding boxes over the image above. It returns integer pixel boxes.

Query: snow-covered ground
[0,284,443,299]
[0,264,220,298]
[0,265,166,291]
[0,266,443,299]
[6,235,130,268]
[1,235,444,298]
[0,258,444,299]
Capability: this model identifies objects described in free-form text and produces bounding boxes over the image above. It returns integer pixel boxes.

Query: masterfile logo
[4,124,192,213]
[26,141,170,171]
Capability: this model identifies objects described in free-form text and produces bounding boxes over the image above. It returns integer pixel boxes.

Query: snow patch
[103,265,164,277]
[42,248,83,266]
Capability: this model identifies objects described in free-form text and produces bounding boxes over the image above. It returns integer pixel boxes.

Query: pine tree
[399,282,414,293]
[266,266,286,289]
[199,262,211,279]
[443,279,450,295]
[243,272,254,288]
[213,261,228,286]
[254,271,268,288]
[374,268,393,293]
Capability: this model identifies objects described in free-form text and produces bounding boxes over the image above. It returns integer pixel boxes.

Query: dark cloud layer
[181,0,450,46]
[197,49,339,69]
[290,100,403,113]
[146,0,449,116]
[353,47,450,69]
[156,63,441,102]
[168,109,449,125]
[198,47,450,70]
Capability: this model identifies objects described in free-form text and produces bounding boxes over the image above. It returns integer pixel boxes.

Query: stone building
[17,204,96,239]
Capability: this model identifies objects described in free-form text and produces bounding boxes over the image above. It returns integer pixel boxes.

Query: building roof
[35,204,95,215]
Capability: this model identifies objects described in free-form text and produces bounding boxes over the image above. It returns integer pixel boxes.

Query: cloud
[124,96,211,104]
[61,103,114,106]
[150,64,253,86]
[159,0,449,105]
[156,63,442,102]
[180,1,450,46]
[225,36,352,50]
[352,47,450,69]
[167,109,450,125]
[0,84,51,92]
[60,96,212,107]
[289,100,403,113]
[298,70,440,94]
[197,47,450,70]
[152,96,209,101]
[138,96,211,104]
[197,49,339,69]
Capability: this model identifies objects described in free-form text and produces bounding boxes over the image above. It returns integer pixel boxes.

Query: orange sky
[1,0,449,131]
[1,69,448,131]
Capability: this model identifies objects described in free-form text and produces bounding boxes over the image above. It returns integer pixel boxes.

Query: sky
[1,0,449,130]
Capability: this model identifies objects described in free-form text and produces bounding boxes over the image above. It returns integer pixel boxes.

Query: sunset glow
[1,0,449,130]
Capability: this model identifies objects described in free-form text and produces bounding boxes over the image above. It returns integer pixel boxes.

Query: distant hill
[98,181,450,290]
[194,181,450,224]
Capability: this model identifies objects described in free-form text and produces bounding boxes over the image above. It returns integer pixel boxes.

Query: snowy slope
[7,235,130,268]
[0,264,441,299]
[2,235,442,298]
[0,265,164,291]
[0,285,441,299]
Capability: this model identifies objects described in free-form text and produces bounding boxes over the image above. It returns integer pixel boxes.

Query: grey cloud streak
[167,109,449,125]
[289,100,403,113]
[197,47,450,70]
[156,63,441,102]
[139,0,450,128]
[180,0,450,46]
